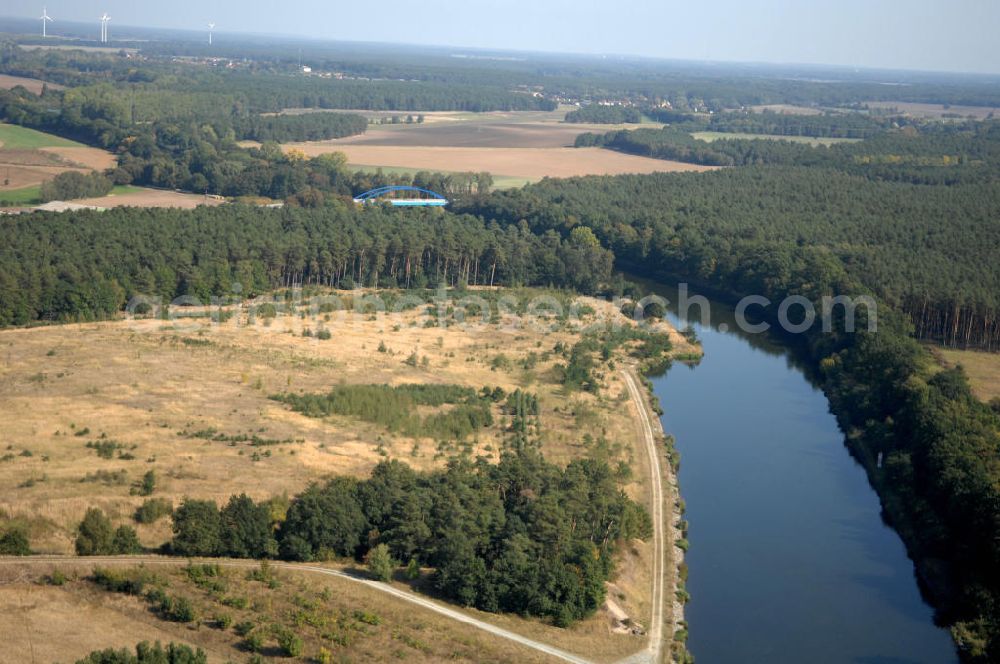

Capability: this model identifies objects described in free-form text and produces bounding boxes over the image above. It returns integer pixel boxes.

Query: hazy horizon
[4,0,1000,76]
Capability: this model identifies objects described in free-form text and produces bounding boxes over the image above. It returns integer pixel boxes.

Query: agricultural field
[0,73,65,95]
[690,130,861,146]
[932,346,1000,403]
[293,144,714,181]
[0,123,116,204]
[266,108,693,183]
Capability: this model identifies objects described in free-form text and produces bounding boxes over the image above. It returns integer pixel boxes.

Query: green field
[349,163,532,190]
[0,184,41,205]
[0,123,84,150]
[691,131,861,147]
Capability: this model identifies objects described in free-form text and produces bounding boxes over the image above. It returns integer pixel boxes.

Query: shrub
[365,543,395,582]
[137,470,156,496]
[76,507,115,555]
[112,524,142,554]
[276,629,304,657]
[74,641,207,664]
[244,631,264,653]
[234,620,255,637]
[45,569,67,585]
[0,526,31,555]
[166,596,196,623]
[134,498,173,524]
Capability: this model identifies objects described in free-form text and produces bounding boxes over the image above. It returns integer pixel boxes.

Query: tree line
[564,105,642,124]
[0,202,614,326]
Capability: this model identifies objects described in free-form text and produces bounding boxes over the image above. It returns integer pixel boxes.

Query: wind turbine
[208,22,215,46]
[40,7,53,38]
[100,13,110,43]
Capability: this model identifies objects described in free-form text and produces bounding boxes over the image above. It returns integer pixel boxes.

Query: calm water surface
[649,285,956,664]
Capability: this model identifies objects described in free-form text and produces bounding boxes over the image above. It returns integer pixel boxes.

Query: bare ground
[73,188,226,209]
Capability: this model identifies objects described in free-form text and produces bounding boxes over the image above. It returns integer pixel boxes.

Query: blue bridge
[353,186,449,207]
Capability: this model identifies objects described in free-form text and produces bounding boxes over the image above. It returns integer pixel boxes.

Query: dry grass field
[0,289,697,662]
[0,560,554,664]
[0,290,694,551]
[932,345,1000,403]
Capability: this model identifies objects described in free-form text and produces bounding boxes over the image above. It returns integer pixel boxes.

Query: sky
[8,0,1000,74]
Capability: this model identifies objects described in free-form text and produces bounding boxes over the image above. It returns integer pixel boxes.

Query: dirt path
[621,370,665,663]
[0,556,594,664]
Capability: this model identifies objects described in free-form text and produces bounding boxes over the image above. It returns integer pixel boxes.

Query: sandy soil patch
[74,188,225,209]
[0,74,64,95]
[288,144,716,179]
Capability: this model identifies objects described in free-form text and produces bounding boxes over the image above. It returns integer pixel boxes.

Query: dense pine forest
[567,125,1000,349]
[0,203,612,325]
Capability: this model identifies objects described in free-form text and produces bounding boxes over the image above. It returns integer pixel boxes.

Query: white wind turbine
[40,7,53,38]
[208,22,215,45]
[100,13,111,43]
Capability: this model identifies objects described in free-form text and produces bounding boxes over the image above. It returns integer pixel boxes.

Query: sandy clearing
[287,144,717,179]
[73,188,226,209]
[0,74,64,95]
